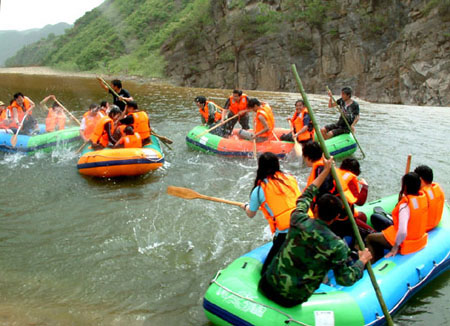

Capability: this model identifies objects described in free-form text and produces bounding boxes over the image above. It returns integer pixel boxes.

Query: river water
[0,73,448,325]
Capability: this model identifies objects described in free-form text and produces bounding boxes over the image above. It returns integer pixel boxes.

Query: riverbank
[0,66,168,86]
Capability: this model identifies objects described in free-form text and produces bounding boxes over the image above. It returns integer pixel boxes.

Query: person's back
[117,126,142,148]
[256,102,275,138]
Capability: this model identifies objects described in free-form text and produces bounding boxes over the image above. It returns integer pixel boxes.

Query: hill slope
[5,0,450,106]
[0,23,70,66]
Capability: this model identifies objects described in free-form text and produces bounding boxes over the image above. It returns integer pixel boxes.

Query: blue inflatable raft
[203,195,450,325]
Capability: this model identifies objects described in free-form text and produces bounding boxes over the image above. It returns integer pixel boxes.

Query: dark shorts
[324,123,349,137]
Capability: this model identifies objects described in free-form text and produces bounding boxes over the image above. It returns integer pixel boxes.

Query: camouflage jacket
[263,184,365,304]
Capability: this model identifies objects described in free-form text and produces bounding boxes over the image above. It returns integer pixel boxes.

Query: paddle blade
[167,186,200,200]
[294,142,302,157]
[11,134,18,147]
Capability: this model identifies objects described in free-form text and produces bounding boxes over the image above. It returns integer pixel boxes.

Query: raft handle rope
[365,248,450,326]
[210,270,312,326]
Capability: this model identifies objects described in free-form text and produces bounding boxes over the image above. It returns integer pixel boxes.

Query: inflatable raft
[0,124,81,155]
[77,135,164,177]
[186,126,357,159]
[203,195,450,326]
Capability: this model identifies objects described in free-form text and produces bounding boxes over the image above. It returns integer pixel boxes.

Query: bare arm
[25,96,35,111]
[97,77,109,91]
[253,115,269,138]
[328,90,337,108]
[40,95,55,110]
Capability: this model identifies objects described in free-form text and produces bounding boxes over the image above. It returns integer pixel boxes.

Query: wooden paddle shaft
[405,154,412,174]
[197,194,244,207]
[196,113,239,138]
[55,99,81,125]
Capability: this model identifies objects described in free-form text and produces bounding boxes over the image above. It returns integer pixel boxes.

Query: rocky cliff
[162,0,450,106]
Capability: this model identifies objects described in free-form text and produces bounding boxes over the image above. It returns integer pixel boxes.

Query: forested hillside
[5,0,450,106]
[0,23,70,66]
[6,0,208,77]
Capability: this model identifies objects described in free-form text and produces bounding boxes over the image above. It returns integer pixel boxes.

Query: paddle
[326,86,366,159]
[405,154,412,174]
[167,186,244,207]
[97,76,174,145]
[292,64,394,326]
[11,109,32,147]
[288,120,302,157]
[75,140,89,154]
[195,113,239,139]
[54,98,81,125]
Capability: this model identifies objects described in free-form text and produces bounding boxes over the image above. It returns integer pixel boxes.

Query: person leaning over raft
[321,87,359,140]
[366,172,428,263]
[238,98,275,142]
[89,106,122,150]
[195,96,224,134]
[97,78,133,112]
[40,95,67,132]
[222,89,250,131]
[414,165,445,231]
[259,156,372,308]
[9,92,39,135]
[280,100,314,145]
[118,101,152,145]
[241,152,301,275]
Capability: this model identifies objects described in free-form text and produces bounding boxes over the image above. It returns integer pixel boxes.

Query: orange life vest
[45,109,66,132]
[333,169,359,205]
[10,97,33,123]
[254,103,275,138]
[259,172,301,233]
[306,158,324,188]
[291,107,314,142]
[131,111,151,139]
[5,106,18,128]
[120,133,142,148]
[422,183,445,231]
[228,94,248,115]
[0,109,8,128]
[90,115,113,147]
[199,101,222,124]
[82,111,101,140]
[382,192,428,255]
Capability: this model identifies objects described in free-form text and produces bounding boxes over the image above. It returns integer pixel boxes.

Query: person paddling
[10,92,38,135]
[238,98,275,142]
[321,87,359,140]
[241,152,301,274]
[97,78,133,112]
[40,95,67,132]
[280,100,314,145]
[222,89,250,135]
[259,155,372,307]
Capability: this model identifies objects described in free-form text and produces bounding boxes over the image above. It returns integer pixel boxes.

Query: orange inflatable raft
[77,135,164,177]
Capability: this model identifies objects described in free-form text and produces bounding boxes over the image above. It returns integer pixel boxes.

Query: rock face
[162,0,450,106]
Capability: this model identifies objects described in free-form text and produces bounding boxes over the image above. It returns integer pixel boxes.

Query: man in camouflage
[259,157,372,307]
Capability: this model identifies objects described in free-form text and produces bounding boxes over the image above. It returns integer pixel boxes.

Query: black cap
[194,96,206,104]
